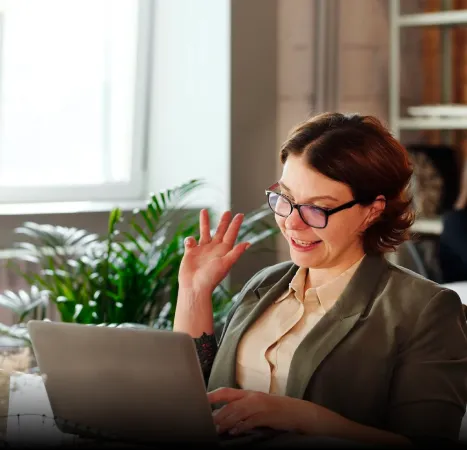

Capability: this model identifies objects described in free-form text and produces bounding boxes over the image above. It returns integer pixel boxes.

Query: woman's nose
[285,207,308,229]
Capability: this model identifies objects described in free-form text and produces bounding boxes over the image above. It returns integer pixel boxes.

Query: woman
[174,113,467,448]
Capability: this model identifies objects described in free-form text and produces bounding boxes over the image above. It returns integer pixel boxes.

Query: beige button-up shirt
[236,257,364,395]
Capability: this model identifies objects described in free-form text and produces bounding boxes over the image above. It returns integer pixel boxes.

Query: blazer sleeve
[387,288,467,443]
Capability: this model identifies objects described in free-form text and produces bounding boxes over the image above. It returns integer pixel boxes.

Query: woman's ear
[364,195,386,228]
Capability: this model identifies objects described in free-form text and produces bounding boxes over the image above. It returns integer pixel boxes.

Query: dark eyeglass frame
[265,183,369,229]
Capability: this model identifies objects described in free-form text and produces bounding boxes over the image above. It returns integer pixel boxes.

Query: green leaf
[130,222,151,244]
[122,232,145,254]
[108,208,122,235]
[138,209,155,233]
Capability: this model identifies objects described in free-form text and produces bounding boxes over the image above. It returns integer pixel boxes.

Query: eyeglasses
[265,183,366,229]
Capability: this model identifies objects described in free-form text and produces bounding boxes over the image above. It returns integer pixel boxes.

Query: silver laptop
[27,320,221,446]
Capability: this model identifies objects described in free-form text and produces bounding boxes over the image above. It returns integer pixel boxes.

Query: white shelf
[411,218,443,235]
[397,116,467,130]
[398,10,467,27]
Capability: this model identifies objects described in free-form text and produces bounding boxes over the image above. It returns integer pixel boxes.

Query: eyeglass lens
[268,192,327,228]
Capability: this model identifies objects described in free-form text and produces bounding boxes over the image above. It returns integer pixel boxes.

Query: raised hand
[178,209,250,295]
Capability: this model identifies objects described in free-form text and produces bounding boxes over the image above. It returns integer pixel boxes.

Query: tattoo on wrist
[194,332,218,382]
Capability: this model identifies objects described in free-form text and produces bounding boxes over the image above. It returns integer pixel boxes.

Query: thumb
[222,242,250,267]
[184,236,197,249]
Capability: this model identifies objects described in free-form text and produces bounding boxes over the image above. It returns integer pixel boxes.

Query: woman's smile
[289,237,322,252]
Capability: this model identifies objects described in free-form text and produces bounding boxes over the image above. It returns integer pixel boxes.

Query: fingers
[211,211,232,243]
[223,213,245,247]
[198,209,212,245]
[213,405,250,435]
[207,387,247,404]
[193,209,248,252]
[184,236,197,249]
[209,389,262,435]
[229,413,263,435]
[222,242,250,267]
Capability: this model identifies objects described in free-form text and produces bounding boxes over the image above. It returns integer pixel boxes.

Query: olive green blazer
[207,254,467,441]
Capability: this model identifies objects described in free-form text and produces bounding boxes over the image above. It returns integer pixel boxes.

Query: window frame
[0,0,154,204]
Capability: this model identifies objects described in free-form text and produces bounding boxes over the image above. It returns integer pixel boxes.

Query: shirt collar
[275,256,365,312]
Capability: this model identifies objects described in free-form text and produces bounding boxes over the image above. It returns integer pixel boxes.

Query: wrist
[174,288,215,336]
[294,400,336,437]
[178,286,214,300]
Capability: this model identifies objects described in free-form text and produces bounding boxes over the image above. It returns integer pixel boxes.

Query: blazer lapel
[208,263,298,391]
[285,254,389,399]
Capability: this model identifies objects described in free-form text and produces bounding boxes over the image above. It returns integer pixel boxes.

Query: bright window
[0,0,150,203]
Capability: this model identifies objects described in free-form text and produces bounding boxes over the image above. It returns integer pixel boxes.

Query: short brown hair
[279,112,415,255]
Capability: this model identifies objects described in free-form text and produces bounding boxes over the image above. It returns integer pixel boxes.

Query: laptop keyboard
[218,428,284,446]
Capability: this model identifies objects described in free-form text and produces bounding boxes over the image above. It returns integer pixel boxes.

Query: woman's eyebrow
[277,181,339,202]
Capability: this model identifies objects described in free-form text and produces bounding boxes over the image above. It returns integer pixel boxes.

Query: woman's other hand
[208,388,413,447]
[178,209,250,295]
[208,387,325,436]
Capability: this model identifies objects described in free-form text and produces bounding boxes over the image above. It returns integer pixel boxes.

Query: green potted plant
[0,179,278,349]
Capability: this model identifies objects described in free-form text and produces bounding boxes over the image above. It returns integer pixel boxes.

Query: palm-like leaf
[12,222,100,266]
[0,322,32,345]
[0,179,279,333]
[0,286,49,322]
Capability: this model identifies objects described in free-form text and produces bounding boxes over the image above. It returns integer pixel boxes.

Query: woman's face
[274,155,379,270]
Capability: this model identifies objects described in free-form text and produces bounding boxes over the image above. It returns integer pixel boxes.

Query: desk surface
[3,371,71,446]
[0,372,161,447]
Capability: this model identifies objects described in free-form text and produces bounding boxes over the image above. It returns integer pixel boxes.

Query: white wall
[276,0,315,262]
[147,0,231,212]
[146,0,279,288]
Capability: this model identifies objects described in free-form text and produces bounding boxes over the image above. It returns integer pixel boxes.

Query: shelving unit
[410,217,443,235]
[397,9,467,27]
[398,117,467,130]
[389,0,467,237]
